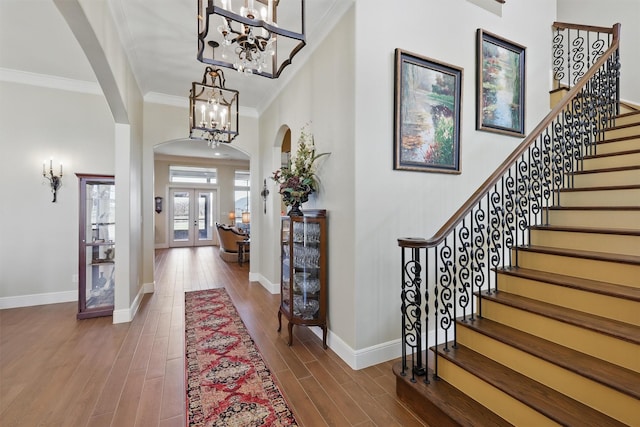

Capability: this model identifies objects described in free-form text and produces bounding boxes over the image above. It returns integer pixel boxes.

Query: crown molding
[0,68,261,118]
[0,67,102,95]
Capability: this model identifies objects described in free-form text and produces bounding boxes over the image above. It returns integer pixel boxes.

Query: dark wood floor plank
[305,360,370,425]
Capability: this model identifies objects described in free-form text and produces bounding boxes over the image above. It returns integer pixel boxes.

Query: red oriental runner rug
[185,288,298,427]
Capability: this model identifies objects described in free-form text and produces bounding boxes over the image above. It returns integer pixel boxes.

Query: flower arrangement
[272,126,329,214]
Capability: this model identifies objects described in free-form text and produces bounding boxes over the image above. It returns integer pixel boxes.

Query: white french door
[169,188,218,247]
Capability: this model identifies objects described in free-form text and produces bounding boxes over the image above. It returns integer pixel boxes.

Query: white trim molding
[0,290,76,310]
[252,273,280,294]
[112,283,154,324]
[309,328,444,370]
[0,67,102,95]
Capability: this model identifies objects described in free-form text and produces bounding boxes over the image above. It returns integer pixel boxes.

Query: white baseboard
[112,282,154,324]
[308,328,441,370]
[0,290,77,310]
[144,281,155,293]
[251,273,280,294]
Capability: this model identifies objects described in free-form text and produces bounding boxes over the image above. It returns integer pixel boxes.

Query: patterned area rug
[185,288,298,427]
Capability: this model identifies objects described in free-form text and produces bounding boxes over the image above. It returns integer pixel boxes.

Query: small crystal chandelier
[197,0,306,78]
[189,67,239,147]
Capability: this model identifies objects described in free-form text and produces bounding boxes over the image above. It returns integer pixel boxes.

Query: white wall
[350,0,557,361]
[0,81,114,306]
[258,0,559,367]
[557,0,640,104]
[258,4,357,351]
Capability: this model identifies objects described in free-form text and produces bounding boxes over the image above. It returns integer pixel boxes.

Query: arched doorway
[152,138,250,249]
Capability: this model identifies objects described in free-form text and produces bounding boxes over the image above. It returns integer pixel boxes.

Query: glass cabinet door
[77,174,115,319]
[291,220,321,320]
[280,216,291,316]
[278,210,327,348]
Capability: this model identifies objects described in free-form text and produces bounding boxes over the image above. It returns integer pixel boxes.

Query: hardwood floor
[0,247,427,427]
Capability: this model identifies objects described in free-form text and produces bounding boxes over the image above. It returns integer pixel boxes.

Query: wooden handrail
[552,21,616,34]
[399,23,620,249]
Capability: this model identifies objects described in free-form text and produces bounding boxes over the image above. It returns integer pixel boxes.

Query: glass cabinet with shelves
[278,209,327,348]
[77,174,115,319]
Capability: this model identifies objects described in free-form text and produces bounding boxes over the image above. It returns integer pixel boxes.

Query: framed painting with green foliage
[476,29,526,137]
[394,49,463,173]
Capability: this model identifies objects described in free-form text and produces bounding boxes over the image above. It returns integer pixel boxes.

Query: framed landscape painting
[394,49,463,173]
[477,29,526,137]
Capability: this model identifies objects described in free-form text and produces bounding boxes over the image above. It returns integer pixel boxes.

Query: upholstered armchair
[215,223,249,262]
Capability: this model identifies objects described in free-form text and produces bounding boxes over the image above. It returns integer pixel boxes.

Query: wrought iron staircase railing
[397,22,621,382]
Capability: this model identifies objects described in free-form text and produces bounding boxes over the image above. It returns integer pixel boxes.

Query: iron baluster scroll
[398,22,620,382]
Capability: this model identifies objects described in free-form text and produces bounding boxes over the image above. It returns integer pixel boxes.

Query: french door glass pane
[173,191,190,241]
[198,192,213,241]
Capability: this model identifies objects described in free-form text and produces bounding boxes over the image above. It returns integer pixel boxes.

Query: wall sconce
[154,196,163,213]
[43,159,62,202]
[260,178,269,214]
[228,211,236,225]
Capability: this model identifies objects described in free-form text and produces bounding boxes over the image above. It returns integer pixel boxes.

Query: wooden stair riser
[572,168,640,187]
[481,299,640,372]
[529,228,640,257]
[604,123,640,139]
[596,137,640,155]
[515,250,640,287]
[456,326,638,424]
[548,209,640,230]
[612,113,640,127]
[496,274,639,325]
[582,151,640,170]
[436,357,559,427]
[559,187,640,207]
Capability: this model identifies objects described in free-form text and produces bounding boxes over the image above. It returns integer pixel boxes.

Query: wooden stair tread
[434,343,627,427]
[517,244,640,266]
[549,205,640,211]
[599,134,640,145]
[479,290,640,345]
[498,266,640,302]
[571,164,640,175]
[607,121,640,132]
[530,224,640,236]
[458,317,640,399]
[393,362,511,427]
[584,147,640,159]
[559,184,640,192]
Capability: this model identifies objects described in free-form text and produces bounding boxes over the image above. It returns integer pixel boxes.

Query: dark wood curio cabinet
[278,209,328,348]
[77,174,115,319]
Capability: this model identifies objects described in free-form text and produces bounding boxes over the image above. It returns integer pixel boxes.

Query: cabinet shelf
[90,260,115,265]
[278,210,327,349]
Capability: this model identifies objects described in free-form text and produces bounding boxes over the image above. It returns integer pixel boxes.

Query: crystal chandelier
[189,67,239,147]
[197,0,306,78]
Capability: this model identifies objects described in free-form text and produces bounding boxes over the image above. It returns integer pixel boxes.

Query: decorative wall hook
[260,178,270,214]
[43,159,63,202]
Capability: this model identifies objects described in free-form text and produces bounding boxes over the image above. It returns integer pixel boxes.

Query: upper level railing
[397,22,620,382]
[552,22,619,94]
